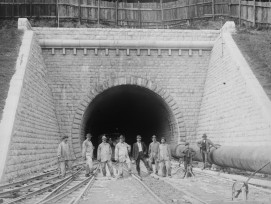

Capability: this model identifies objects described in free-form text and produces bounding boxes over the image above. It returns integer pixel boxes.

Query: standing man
[132,135,152,176]
[148,135,160,175]
[158,137,172,177]
[197,133,217,170]
[57,135,73,178]
[115,135,131,178]
[97,135,115,178]
[182,142,195,178]
[82,133,95,177]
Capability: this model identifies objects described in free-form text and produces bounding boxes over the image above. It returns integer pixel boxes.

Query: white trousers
[86,154,93,174]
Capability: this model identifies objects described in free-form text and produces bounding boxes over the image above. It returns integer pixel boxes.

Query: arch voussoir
[71,76,187,159]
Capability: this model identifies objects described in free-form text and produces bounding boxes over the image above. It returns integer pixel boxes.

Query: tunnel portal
[81,85,175,149]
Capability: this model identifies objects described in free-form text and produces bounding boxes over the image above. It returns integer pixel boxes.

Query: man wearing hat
[57,135,73,178]
[115,135,131,178]
[82,133,95,177]
[158,137,172,177]
[197,133,217,170]
[97,135,115,178]
[148,135,160,174]
[132,135,152,176]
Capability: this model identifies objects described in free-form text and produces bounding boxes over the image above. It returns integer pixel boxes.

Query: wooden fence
[0,0,270,28]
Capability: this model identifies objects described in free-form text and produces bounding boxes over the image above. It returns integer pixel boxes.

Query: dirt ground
[232,28,271,101]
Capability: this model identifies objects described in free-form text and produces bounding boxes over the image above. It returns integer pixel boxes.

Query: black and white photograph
[0,0,271,203]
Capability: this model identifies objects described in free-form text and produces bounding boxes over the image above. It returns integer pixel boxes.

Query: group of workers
[57,133,217,178]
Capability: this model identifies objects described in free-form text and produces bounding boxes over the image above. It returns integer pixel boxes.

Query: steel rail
[0,162,84,192]
[32,167,84,204]
[2,168,84,204]
[0,170,58,192]
[116,163,166,204]
[137,164,210,204]
[41,164,100,204]
[36,161,98,204]
[0,174,61,198]
[72,166,99,204]
[3,175,73,204]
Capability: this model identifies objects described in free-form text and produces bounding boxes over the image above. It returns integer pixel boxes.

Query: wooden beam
[239,0,241,25]
[138,0,141,28]
[212,0,215,20]
[78,0,81,24]
[56,0,59,27]
[115,0,118,26]
[160,0,164,28]
[98,0,100,25]
[253,0,256,27]
[30,0,32,18]
[187,0,189,23]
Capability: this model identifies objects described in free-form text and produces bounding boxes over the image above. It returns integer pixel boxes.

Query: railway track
[113,162,166,204]
[34,163,100,204]
[0,162,98,204]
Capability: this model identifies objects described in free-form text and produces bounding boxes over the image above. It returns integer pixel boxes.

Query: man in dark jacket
[132,135,152,176]
[197,133,217,169]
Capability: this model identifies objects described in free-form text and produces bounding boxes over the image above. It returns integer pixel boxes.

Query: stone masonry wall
[42,48,210,152]
[37,28,220,153]
[2,33,61,182]
[196,33,271,146]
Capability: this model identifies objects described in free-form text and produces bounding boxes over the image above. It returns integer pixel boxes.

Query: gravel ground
[131,164,189,204]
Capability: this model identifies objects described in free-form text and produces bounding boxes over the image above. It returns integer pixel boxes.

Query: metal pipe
[171,144,271,175]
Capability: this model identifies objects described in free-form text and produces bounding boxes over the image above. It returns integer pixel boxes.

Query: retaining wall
[196,31,271,146]
[0,30,61,183]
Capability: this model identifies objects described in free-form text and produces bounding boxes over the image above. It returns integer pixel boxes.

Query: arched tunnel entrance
[72,79,185,158]
[83,85,173,151]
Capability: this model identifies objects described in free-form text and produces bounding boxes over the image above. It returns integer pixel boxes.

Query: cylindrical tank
[171,144,271,175]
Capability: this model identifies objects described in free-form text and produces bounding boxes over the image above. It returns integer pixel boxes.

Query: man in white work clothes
[148,135,160,175]
[115,135,131,178]
[82,133,95,177]
[97,135,115,178]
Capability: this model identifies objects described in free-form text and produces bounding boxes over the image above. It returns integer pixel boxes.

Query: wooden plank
[56,0,59,27]
[253,0,255,26]
[138,0,141,28]
[212,0,214,20]
[98,0,100,25]
[160,0,163,27]
[78,0,81,23]
[115,0,118,26]
[239,0,241,25]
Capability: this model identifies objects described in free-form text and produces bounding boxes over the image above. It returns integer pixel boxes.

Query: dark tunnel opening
[82,85,173,156]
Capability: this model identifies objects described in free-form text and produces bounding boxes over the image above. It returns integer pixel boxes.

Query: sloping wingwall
[196,28,271,146]
[0,29,61,183]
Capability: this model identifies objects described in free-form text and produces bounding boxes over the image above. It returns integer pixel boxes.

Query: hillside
[0,28,23,121]
[233,29,271,101]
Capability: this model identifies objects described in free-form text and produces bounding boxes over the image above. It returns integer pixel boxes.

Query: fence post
[138,0,141,28]
[239,0,241,25]
[115,0,118,26]
[30,0,32,18]
[160,0,164,28]
[56,0,59,27]
[78,0,81,24]
[212,0,215,20]
[187,0,190,24]
[98,0,100,25]
[12,0,14,18]
[253,0,256,27]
